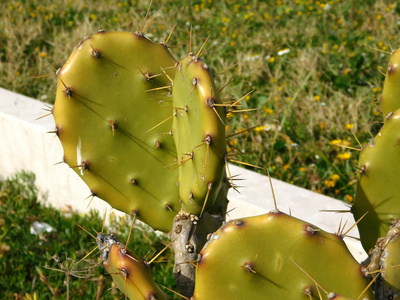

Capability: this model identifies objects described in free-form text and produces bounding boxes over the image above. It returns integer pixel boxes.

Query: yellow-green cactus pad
[193,212,373,300]
[53,31,180,232]
[171,54,227,215]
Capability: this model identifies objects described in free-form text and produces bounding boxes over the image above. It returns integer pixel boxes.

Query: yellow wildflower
[39,52,47,59]
[324,180,335,188]
[345,194,354,203]
[330,174,340,181]
[314,95,320,101]
[263,107,274,115]
[337,152,351,160]
[254,126,264,133]
[330,139,342,145]
[345,123,354,130]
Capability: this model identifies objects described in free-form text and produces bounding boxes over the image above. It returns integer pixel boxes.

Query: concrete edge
[0,87,368,262]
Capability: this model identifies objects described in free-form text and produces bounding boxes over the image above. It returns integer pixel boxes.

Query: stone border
[0,87,367,261]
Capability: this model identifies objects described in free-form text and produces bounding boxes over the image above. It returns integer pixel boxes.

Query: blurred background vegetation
[2,0,399,201]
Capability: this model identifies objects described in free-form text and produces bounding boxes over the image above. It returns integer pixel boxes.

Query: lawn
[0,172,177,299]
[1,0,399,202]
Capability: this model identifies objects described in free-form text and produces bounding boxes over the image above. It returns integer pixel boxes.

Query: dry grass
[1,0,399,200]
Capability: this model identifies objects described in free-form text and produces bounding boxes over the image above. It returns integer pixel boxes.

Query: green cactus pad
[353,109,400,252]
[97,233,170,300]
[382,228,400,290]
[193,212,373,300]
[53,31,180,232]
[171,54,227,215]
[378,219,400,292]
[381,48,400,115]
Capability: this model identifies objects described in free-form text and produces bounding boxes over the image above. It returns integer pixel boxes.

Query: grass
[0,171,177,299]
[1,0,399,202]
[2,0,399,202]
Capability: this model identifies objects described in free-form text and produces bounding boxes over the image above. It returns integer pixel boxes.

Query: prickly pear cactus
[53,31,180,232]
[193,211,373,300]
[171,54,228,216]
[368,219,400,299]
[97,232,170,300]
[380,49,400,115]
[353,109,400,252]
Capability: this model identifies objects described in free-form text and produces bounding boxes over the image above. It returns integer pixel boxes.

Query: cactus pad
[97,232,170,300]
[171,54,227,215]
[353,109,400,252]
[193,212,373,299]
[381,48,400,115]
[53,31,181,232]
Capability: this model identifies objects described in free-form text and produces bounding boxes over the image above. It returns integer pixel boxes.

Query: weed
[0,171,176,299]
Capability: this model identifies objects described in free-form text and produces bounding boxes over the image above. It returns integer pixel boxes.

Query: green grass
[2,0,399,203]
[0,172,177,299]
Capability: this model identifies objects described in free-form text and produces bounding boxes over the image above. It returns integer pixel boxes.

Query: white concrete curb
[0,87,367,262]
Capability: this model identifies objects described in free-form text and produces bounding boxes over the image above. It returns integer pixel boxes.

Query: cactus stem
[143,114,174,135]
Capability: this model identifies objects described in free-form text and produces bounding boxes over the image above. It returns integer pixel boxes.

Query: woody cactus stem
[170,210,224,297]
